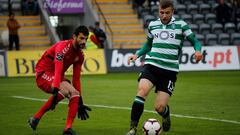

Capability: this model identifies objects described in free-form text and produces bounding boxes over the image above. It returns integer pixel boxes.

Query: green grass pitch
[0,71,240,135]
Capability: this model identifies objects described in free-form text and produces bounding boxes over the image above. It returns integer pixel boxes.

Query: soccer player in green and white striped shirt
[126,0,203,135]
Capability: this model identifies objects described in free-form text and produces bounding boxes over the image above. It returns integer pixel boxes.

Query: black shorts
[138,64,178,96]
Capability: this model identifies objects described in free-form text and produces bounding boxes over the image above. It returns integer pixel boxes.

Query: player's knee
[154,104,165,113]
[70,90,79,96]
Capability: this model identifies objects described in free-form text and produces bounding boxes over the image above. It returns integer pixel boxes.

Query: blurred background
[0,0,240,76]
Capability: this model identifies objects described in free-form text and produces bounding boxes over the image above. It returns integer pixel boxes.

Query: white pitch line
[12,95,240,125]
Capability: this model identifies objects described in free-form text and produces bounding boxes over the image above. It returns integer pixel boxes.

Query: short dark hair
[159,0,174,9]
[74,25,89,37]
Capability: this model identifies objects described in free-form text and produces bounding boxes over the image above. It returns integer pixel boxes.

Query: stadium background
[0,0,240,76]
[0,0,240,135]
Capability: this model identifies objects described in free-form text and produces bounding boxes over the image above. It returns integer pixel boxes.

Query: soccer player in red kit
[28,25,91,135]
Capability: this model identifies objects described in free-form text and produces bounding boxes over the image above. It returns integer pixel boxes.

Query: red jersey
[36,39,84,92]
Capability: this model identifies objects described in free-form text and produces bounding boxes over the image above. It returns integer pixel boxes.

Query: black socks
[130,96,145,128]
[158,105,170,118]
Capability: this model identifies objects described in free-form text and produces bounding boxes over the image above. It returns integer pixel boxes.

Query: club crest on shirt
[171,23,176,30]
[56,53,63,61]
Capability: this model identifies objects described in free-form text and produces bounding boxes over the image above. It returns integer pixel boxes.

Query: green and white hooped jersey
[145,17,193,72]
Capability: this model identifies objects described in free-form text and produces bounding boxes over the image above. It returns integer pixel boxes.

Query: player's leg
[8,35,13,50]
[154,68,177,132]
[33,72,65,118]
[126,78,153,135]
[155,91,171,131]
[28,72,65,130]
[60,81,79,135]
[28,90,65,130]
[15,35,20,50]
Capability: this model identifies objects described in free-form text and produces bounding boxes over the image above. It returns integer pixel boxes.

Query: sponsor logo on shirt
[154,31,174,40]
[56,53,63,61]
[159,31,169,40]
[56,44,70,61]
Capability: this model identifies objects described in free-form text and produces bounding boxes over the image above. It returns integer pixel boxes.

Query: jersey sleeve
[52,44,65,89]
[136,25,153,57]
[182,21,202,52]
[187,34,202,52]
[136,37,152,57]
[72,58,82,94]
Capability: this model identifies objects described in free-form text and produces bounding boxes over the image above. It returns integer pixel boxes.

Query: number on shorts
[167,80,174,92]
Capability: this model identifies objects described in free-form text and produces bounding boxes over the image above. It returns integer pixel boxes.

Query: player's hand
[50,87,59,110]
[78,104,91,120]
[127,54,138,65]
[78,96,91,120]
[194,51,203,63]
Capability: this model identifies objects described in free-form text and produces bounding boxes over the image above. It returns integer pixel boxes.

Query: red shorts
[36,71,70,93]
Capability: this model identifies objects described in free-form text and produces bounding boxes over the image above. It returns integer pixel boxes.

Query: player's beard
[161,18,171,25]
[74,40,85,50]
[78,43,85,49]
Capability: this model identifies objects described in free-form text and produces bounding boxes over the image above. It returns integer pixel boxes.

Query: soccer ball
[143,118,161,135]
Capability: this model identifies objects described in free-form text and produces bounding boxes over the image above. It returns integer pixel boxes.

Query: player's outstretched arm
[186,34,202,63]
[127,38,152,65]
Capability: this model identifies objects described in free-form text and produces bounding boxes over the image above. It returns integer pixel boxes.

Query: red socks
[34,93,79,130]
[34,92,65,119]
[65,95,79,130]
